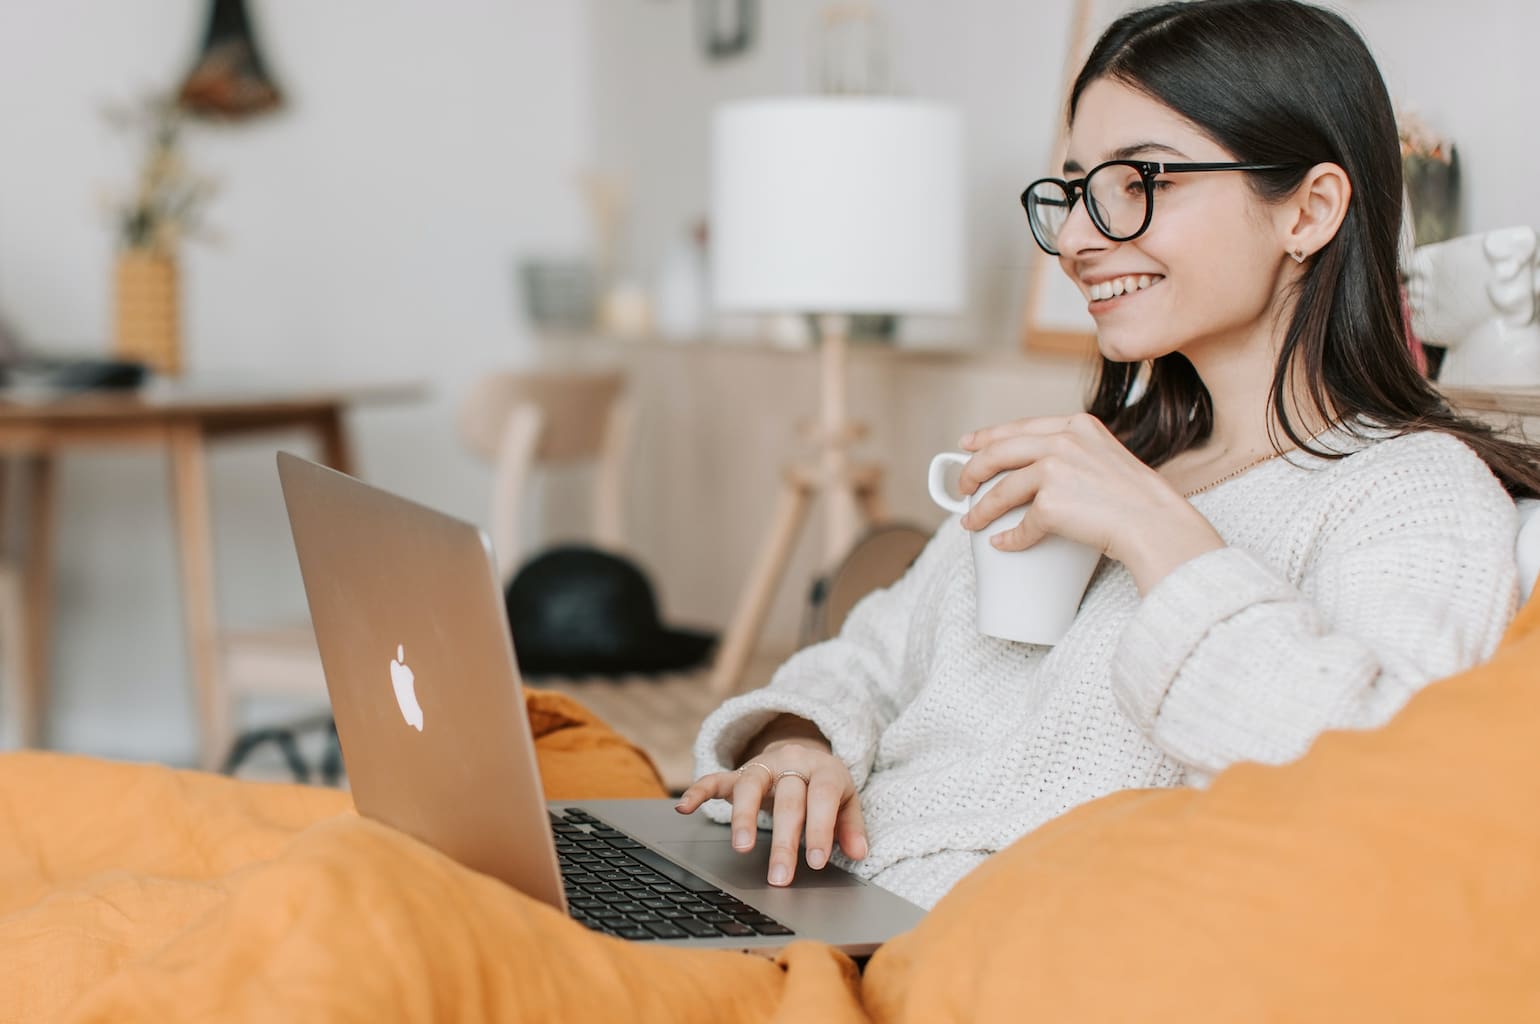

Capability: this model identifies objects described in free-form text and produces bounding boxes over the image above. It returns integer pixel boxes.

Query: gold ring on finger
[774,768,811,789]
[735,761,774,782]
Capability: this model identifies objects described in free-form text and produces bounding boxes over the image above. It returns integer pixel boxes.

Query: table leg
[314,407,356,476]
[17,455,56,749]
[168,424,227,771]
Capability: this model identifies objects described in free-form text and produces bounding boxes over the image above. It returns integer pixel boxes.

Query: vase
[1404,148,1461,247]
[114,249,182,375]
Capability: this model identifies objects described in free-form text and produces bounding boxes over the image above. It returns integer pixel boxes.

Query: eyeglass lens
[1027,163,1150,253]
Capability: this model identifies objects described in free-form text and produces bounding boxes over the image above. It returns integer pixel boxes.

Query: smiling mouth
[1088,274,1164,303]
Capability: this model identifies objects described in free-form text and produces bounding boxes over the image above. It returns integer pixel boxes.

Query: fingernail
[991,535,1005,548]
[958,433,972,447]
[807,848,826,869]
[852,837,868,859]
[769,864,789,885]
[734,829,751,850]
[673,801,688,812]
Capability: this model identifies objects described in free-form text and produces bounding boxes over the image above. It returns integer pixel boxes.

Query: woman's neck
[1185,327,1332,459]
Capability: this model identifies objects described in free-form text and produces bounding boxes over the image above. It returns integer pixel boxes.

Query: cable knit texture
[693,426,1519,909]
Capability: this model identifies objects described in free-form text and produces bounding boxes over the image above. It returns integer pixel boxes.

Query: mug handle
[927,452,970,515]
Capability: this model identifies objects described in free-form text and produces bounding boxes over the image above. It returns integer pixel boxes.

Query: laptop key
[751,922,795,936]
[715,921,755,938]
[613,926,655,941]
[675,918,725,938]
[612,848,716,893]
[641,921,689,939]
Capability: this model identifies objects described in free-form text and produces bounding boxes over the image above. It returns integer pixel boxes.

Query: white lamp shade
[710,97,965,315]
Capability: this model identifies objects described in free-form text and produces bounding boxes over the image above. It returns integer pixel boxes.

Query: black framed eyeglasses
[1020,159,1299,255]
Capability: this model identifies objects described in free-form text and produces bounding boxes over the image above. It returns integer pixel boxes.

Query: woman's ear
[1279,162,1351,261]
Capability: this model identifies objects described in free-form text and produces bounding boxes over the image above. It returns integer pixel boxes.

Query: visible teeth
[1091,274,1162,302]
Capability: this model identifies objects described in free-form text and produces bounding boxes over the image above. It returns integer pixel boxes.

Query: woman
[677,0,1539,910]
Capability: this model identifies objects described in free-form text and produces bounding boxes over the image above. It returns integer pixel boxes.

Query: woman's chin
[1096,333,1170,364]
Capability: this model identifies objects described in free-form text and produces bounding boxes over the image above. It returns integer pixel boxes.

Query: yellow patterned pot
[114,249,181,375]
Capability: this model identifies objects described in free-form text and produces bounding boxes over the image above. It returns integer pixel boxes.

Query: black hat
[505,545,717,676]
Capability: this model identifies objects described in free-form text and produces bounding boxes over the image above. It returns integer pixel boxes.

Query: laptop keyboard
[550,808,794,941]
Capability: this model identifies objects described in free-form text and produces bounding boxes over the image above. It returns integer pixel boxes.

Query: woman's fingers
[957,433,1066,497]
[730,765,773,851]
[800,768,848,869]
[766,772,809,886]
[961,463,1044,535]
[960,412,1095,452]
[834,793,869,861]
[673,770,738,813]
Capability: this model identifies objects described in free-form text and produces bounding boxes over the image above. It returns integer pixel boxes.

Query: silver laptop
[276,452,924,955]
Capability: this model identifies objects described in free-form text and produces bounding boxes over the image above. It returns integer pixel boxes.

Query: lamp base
[707,315,889,697]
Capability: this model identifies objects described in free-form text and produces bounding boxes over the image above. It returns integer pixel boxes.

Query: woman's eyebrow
[1062,141,1192,175]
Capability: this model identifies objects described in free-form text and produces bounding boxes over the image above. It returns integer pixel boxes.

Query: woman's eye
[1150,179,1174,192]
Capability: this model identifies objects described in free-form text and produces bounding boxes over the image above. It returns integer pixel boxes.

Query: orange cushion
[863,588,1540,1021]
[0,687,703,1023]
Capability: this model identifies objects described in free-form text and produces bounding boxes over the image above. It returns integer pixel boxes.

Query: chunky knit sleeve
[693,520,963,792]
[1111,432,1519,782]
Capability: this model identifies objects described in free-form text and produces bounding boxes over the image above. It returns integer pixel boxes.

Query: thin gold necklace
[1181,450,1289,498]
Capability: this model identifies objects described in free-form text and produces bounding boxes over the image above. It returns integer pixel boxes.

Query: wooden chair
[457,369,632,583]
[460,368,734,791]
[220,370,638,780]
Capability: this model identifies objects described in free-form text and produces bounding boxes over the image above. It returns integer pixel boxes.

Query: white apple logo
[389,644,424,731]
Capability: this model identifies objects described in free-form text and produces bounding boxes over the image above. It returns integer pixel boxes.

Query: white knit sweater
[693,427,1519,909]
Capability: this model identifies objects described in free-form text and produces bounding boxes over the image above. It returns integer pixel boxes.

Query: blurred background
[0,0,1535,782]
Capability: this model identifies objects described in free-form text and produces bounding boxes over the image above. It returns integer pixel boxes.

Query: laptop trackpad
[653,841,865,890]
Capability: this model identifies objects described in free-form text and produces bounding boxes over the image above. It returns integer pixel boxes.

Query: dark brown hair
[1073,0,1540,498]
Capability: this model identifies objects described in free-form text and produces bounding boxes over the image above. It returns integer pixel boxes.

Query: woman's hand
[675,734,868,888]
[957,411,1224,593]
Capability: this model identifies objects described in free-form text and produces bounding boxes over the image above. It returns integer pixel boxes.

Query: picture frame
[1019,0,1135,358]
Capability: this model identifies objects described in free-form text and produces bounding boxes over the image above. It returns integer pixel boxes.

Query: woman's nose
[1055,192,1110,257]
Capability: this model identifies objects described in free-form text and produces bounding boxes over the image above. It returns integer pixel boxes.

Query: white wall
[589,0,1540,347]
[4,0,1534,766]
[589,0,1079,348]
[1346,0,1540,238]
[0,1,595,762]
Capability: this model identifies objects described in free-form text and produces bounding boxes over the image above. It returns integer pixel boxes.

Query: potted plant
[103,95,218,376]
[1399,109,1459,247]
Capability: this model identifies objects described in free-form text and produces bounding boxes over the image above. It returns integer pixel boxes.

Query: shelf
[1440,385,1540,418]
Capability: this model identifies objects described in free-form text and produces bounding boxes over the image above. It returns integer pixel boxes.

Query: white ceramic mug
[927,452,1103,645]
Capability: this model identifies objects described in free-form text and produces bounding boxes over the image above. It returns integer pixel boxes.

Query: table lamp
[707,96,964,695]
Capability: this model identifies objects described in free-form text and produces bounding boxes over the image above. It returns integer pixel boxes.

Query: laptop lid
[276,451,566,911]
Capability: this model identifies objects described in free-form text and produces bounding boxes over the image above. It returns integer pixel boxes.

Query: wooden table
[0,378,422,769]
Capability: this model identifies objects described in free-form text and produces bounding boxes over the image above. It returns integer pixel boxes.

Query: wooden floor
[530,651,788,793]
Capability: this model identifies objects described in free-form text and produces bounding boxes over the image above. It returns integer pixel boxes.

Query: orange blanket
[0,690,865,1023]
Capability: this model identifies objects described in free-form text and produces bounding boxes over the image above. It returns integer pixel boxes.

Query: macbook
[276,452,925,955]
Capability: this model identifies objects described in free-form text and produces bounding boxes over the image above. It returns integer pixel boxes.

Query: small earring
[1290,248,1306,264]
